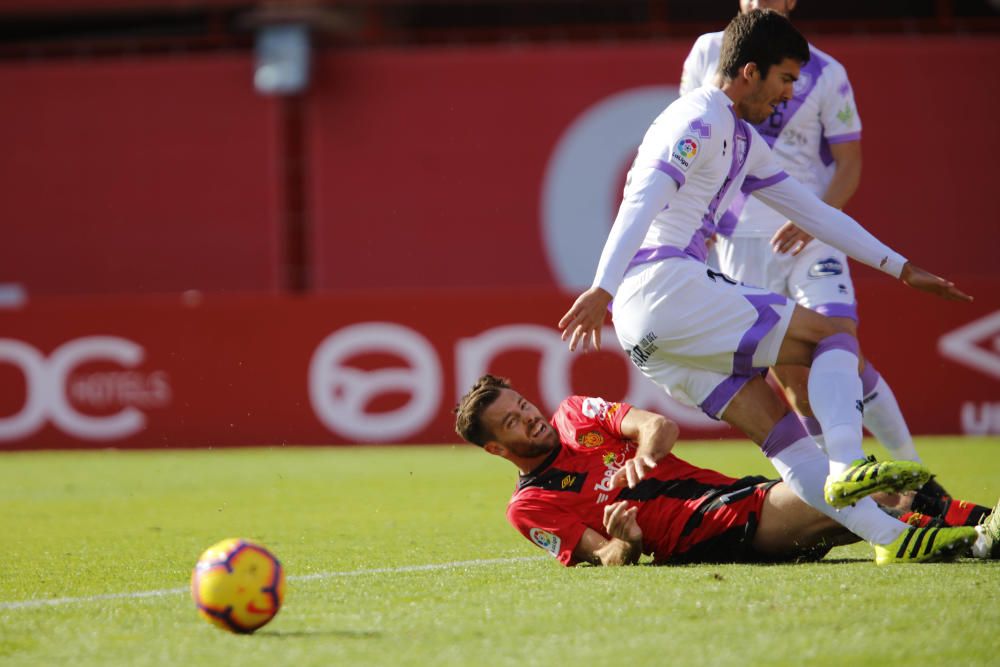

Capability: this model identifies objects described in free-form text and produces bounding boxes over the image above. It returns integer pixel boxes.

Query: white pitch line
[0,555,545,611]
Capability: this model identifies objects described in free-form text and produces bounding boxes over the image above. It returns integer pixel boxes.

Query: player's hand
[612,454,658,489]
[900,263,973,302]
[603,501,643,544]
[770,221,813,256]
[558,287,613,352]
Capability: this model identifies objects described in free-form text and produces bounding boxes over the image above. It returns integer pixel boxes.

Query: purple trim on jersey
[685,107,752,262]
[689,119,712,138]
[626,245,692,272]
[646,159,687,187]
[734,293,788,376]
[717,191,748,238]
[814,302,858,323]
[826,131,861,144]
[754,46,830,146]
[699,373,755,420]
[813,332,859,360]
[741,170,789,194]
[819,136,834,167]
[760,411,809,458]
[860,362,881,396]
[800,415,823,439]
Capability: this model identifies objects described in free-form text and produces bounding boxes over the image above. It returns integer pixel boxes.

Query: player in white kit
[558,9,984,563]
[680,0,976,519]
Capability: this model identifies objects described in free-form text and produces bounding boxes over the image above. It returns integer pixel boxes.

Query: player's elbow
[649,415,679,444]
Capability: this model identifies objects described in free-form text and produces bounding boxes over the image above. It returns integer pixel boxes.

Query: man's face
[740,0,796,16]
[738,57,799,124]
[481,388,560,459]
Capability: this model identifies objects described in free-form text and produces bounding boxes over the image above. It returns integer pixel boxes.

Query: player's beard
[739,81,779,125]
[510,423,560,458]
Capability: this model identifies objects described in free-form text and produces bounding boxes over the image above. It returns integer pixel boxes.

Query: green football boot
[874,525,977,565]
[824,455,930,509]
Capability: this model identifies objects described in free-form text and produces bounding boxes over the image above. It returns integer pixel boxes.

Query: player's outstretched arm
[900,262,973,302]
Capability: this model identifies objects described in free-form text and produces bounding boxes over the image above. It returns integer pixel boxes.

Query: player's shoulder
[555,395,612,423]
[690,30,724,55]
[669,87,730,127]
[808,43,851,81]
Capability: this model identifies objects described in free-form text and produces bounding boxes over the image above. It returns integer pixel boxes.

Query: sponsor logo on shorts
[529,528,561,557]
[808,257,844,278]
[628,332,659,369]
[578,431,605,448]
[670,136,699,171]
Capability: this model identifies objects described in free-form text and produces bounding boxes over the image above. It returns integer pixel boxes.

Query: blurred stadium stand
[0,1,999,57]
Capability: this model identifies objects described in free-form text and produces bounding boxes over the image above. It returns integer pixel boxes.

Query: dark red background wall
[0,35,997,446]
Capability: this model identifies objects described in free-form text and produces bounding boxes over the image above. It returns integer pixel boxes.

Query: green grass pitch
[2,436,999,666]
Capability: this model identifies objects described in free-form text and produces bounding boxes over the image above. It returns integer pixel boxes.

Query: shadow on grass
[257,629,383,640]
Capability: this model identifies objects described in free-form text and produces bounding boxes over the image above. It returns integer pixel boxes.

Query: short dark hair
[454,374,512,447]
[717,8,809,82]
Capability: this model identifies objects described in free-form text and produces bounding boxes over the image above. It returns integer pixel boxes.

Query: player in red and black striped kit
[454,374,1000,566]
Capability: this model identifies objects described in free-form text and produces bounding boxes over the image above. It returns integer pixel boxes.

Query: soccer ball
[190,538,286,634]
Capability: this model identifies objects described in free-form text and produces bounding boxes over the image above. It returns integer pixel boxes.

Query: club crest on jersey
[671,135,699,171]
[809,257,844,278]
[529,528,561,557]
[792,70,812,98]
[734,133,749,165]
[578,431,605,448]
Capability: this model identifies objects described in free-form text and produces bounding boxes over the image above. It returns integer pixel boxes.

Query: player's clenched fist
[603,501,643,544]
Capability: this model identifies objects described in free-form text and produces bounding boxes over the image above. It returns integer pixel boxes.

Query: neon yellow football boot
[824,455,930,509]
[874,526,977,565]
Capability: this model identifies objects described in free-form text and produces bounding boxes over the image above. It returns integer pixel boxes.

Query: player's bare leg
[720,375,976,561]
[752,482,858,557]
[721,374,911,545]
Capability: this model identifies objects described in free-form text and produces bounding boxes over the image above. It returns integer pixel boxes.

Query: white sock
[862,371,921,462]
[972,526,992,559]
[769,439,907,545]
[809,335,865,473]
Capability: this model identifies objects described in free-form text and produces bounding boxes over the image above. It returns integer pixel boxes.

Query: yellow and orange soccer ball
[190,538,286,634]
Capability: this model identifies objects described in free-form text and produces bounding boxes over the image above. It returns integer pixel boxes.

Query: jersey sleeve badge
[529,528,562,557]
[670,135,700,171]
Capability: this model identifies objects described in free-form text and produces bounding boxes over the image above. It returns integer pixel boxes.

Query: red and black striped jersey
[506,395,751,566]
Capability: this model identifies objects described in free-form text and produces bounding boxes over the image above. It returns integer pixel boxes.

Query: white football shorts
[611,256,796,419]
[714,235,858,321]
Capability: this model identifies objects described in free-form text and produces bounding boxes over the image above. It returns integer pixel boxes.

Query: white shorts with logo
[714,235,858,321]
[611,257,796,419]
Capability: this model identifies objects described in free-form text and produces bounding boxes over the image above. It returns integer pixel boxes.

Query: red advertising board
[0,280,996,450]
[0,55,283,295]
[308,37,1000,292]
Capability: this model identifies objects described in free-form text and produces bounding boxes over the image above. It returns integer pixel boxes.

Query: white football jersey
[591,86,788,294]
[680,32,863,237]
